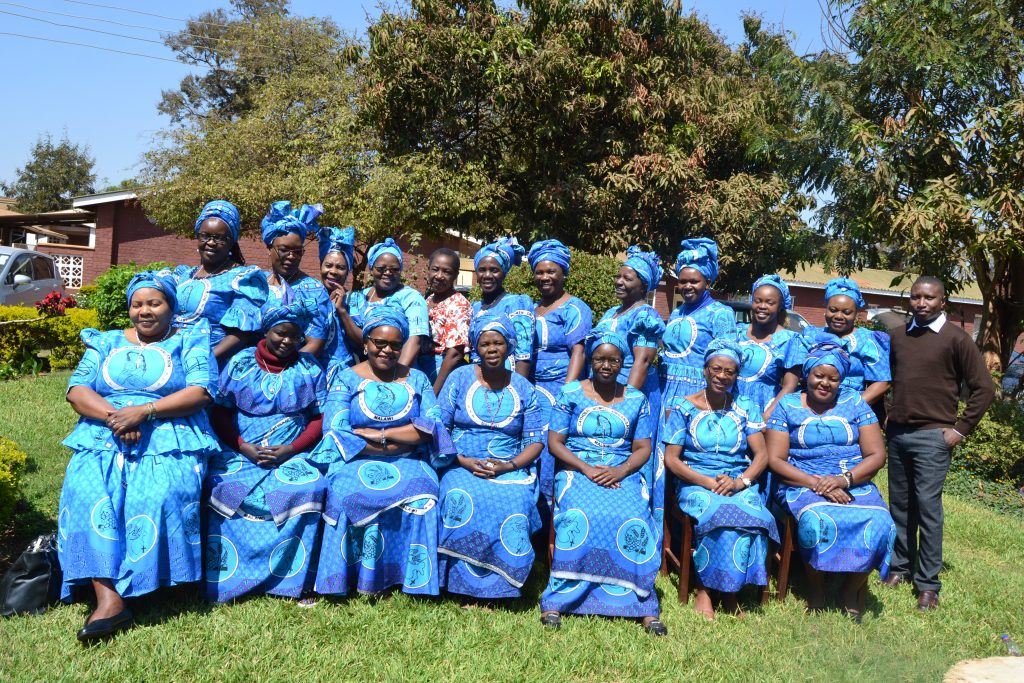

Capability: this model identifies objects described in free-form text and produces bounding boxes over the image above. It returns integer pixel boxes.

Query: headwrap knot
[624,246,663,293]
[751,274,793,310]
[474,237,525,274]
[194,200,241,242]
[674,238,719,283]
[527,239,571,275]
[260,200,323,247]
[824,277,866,309]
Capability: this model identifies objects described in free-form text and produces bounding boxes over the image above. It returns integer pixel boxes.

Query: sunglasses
[197,232,231,245]
[367,337,403,352]
[373,265,401,275]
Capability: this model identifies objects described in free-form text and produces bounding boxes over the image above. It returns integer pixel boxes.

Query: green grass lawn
[1,372,1022,682]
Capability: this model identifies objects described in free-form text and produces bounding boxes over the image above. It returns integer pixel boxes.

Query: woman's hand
[239,442,263,466]
[709,473,738,496]
[330,287,348,314]
[105,406,148,436]
[822,488,853,504]
[257,444,295,466]
[354,427,383,442]
[458,455,498,479]
[119,429,142,446]
[588,464,625,489]
[811,474,847,496]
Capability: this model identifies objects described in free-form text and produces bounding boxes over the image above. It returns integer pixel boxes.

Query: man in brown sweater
[884,276,995,610]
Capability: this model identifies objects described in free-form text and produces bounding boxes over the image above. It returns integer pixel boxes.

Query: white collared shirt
[907,312,946,333]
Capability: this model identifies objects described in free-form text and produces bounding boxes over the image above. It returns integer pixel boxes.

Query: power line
[60,0,232,29]
[0,8,165,44]
[0,30,188,64]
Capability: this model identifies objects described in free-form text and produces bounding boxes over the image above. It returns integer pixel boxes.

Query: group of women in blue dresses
[55,196,898,642]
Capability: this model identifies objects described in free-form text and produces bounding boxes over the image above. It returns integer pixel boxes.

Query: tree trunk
[975,251,1024,374]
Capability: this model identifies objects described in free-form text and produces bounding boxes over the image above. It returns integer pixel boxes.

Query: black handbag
[0,533,63,617]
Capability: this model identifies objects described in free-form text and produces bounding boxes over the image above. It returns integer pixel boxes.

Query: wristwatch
[738,476,753,489]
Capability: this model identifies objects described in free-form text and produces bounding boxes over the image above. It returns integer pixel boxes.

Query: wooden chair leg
[661,507,673,576]
[760,534,774,605]
[548,504,555,567]
[777,516,795,601]
[679,515,692,604]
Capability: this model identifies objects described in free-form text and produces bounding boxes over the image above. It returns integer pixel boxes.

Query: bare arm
[765,428,819,489]
[67,385,116,420]
[300,337,325,356]
[626,347,657,391]
[398,335,423,367]
[433,347,465,396]
[564,343,586,383]
[860,380,890,406]
[514,359,532,378]
[214,329,257,362]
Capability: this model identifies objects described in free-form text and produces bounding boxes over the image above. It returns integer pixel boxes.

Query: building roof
[783,263,982,305]
[72,189,138,207]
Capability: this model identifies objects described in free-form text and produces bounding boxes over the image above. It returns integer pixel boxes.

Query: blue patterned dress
[767,392,896,576]
[313,367,454,596]
[785,327,892,393]
[662,396,779,592]
[202,349,328,602]
[659,297,735,414]
[532,296,593,501]
[348,286,431,343]
[319,300,357,370]
[733,324,797,416]
[540,382,660,617]
[591,304,666,529]
[170,265,268,352]
[266,274,332,345]
[436,366,544,598]
[57,327,219,600]
[471,294,535,367]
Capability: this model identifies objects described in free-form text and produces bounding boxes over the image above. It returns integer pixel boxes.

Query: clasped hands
[585,464,627,489]
[458,454,514,479]
[703,473,746,496]
[105,405,148,445]
[239,442,295,468]
[809,474,853,504]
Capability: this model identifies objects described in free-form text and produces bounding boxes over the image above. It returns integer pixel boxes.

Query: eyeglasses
[374,265,401,275]
[197,232,230,245]
[591,357,623,367]
[275,246,304,258]
[367,337,403,352]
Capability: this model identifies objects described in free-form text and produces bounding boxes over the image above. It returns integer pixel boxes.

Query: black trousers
[885,426,952,593]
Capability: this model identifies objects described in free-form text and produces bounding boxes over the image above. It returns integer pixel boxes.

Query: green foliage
[749,0,1024,368]
[3,132,96,213]
[469,247,621,316]
[45,308,101,370]
[954,398,1024,486]
[0,306,100,378]
[74,285,97,309]
[944,469,1024,523]
[0,437,27,526]
[361,0,816,293]
[91,263,172,331]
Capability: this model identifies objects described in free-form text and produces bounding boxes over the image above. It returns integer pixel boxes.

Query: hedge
[954,398,1024,486]
[0,306,100,372]
[0,436,27,526]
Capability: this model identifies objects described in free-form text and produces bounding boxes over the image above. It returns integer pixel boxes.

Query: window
[6,255,32,284]
[32,257,55,280]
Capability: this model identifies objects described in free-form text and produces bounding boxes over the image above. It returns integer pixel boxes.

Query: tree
[359,0,815,293]
[4,133,95,213]
[750,0,1024,371]
[141,1,375,245]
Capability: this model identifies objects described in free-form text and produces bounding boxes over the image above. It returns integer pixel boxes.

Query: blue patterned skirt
[437,466,540,599]
[202,452,326,602]
[534,380,560,503]
[316,456,440,596]
[540,469,660,618]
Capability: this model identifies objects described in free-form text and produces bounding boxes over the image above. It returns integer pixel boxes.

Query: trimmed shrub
[0,306,100,373]
[45,308,101,370]
[469,248,622,316]
[0,436,28,526]
[953,398,1024,486]
[91,262,173,330]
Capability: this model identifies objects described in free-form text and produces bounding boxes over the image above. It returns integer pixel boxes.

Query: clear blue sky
[0,1,827,190]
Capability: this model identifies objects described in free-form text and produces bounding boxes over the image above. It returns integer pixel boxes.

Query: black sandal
[540,613,562,629]
[643,618,668,636]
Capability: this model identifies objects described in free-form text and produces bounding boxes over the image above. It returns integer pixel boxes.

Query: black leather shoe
[643,618,668,636]
[77,608,134,643]
[917,590,939,611]
[881,573,907,588]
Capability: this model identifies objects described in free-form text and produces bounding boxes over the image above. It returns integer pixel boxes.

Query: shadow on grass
[0,496,57,571]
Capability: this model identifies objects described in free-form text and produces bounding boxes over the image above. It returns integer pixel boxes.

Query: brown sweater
[887,320,995,434]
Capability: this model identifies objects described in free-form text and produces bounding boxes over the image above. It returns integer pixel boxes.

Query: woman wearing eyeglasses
[347,238,431,369]
[472,238,534,378]
[262,201,332,359]
[168,200,268,365]
[313,306,454,596]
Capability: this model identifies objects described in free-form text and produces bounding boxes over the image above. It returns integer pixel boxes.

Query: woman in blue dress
[57,272,219,642]
[472,237,535,377]
[734,274,799,420]
[766,341,896,621]
[261,200,332,358]
[784,277,891,407]
[662,339,778,620]
[313,306,454,596]
[660,238,735,416]
[540,333,667,636]
[347,238,431,368]
[316,224,361,369]
[169,200,268,365]
[436,313,544,600]
[203,299,328,603]
[527,239,593,503]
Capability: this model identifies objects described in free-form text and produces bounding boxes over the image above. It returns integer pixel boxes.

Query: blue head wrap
[528,239,571,275]
[366,237,404,270]
[194,200,241,242]
[261,298,317,333]
[674,238,719,282]
[126,271,178,312]
[362,303,410,343]
[317,225,355,268]
[704,338,743,366]
[803,338,852,380]
[824,277,866,309]
[260,200,323,247]
[474,237,525,274]
[586,331,631,360]
[469,312,516,359]
[623,246,663,293]
[751,274,793,310]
